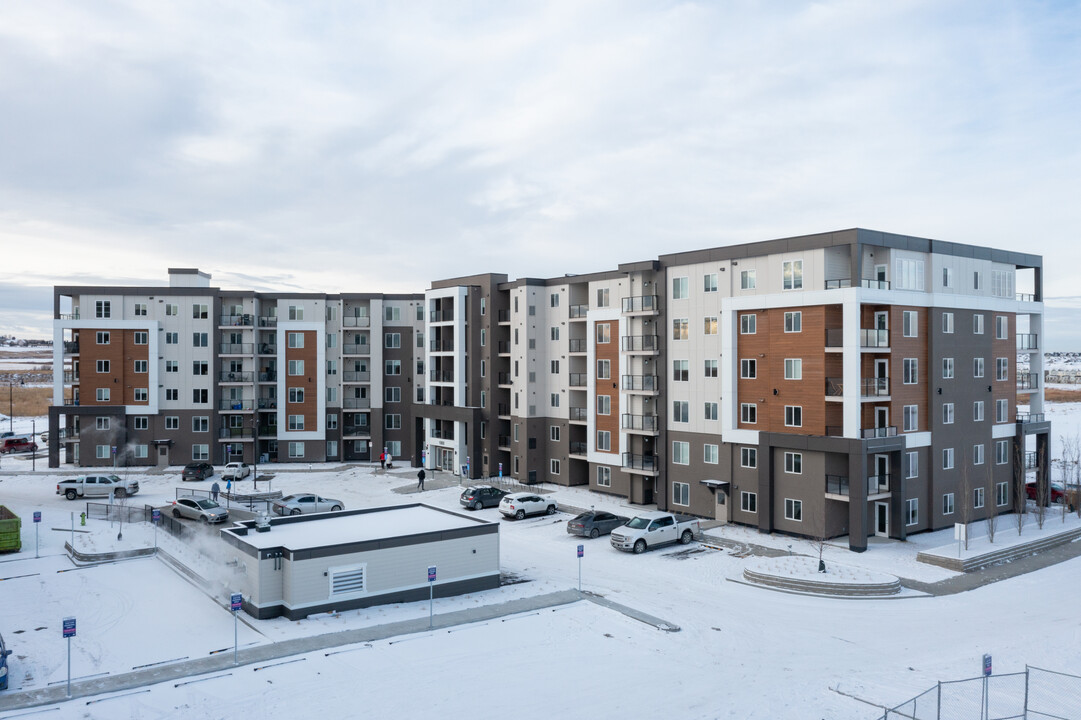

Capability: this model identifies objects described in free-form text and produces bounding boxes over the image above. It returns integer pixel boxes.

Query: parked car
[0,438,37,454]
[498,492,557,520]
[0,631,11,691]
[221,462,251,480]
[182,462,214,481]
[56,475,140,500]
[272,494,344,515]
[460,485,508,510]
[1026,481,1066,504]
[566,510,630,539]
[171,497,229,524]
[610,511,700,554]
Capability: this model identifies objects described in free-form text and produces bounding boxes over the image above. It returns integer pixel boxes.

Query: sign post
[70,511,74,552]
[231,593,243,665]
[33,511,41,558]
[62,616,76,697]
[577,544,584,594]
[152,509,161,551]
[983,653,992,718]
[427,566,437,630]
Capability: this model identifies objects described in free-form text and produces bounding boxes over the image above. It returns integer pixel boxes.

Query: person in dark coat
[417,468,426,491]
[211,481,220,501]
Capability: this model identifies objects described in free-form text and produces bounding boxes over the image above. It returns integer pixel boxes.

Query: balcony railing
[63,342,80,354]
[1017,372,1039,390]
[825,475,850,495]
[622,295,659,313]
[430,370,455,382]
[622,374,659,392]
[219,343,253,355]
[219,371,254,382]
[63,370,79,383]
[256,398,277,410]
[568,339,587,353]
[569,373,587,387]
[1016,293,1036,303]
[343,371,370,383]
[342,316,370,327]
[497,435,510,447]
[824,279,852,290]
[342,344,371,355]
[622,453,658,472]
[497,372,511,385]
[497,341,510,354]
[1024,451,1037,470]
[570,407,587,421]
[257,343,277,355]
[219,399,254,411]
[343,425,370,437]
[570,441,587,455]
[343,397,371,409]
[861,426,897,439]
[621,414,659,431]
[429,308,454,323]
[219,427,254,438]
[429,339,454,352]
[257,316,277,327]
[825,425,844,437]
[1017,411,1045,423]
[862,279,890,290]
[219,314,253,327]
[860,329,889,348]
[497,403,510,416]
[430,427,455,440]
[828,377,889,397]
[621,335,660,352]
[57,427,80,441]
[825,329,844,348]
[1017,334,1039,351]
[869,474,890,493]
[58,312,80,320]
[569,304,588,319]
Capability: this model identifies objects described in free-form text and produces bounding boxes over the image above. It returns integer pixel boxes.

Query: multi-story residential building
[50,230,1050,552]
[49,268,425,470]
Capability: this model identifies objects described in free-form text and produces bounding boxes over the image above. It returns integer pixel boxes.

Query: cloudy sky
[1,1,1079,345]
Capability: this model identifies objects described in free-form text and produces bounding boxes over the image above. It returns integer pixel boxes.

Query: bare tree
[807,501,830,573]
[985,460,999,544]
[958,449,973,551]
[1034,444,1048,530]
[1013,440,1028,537]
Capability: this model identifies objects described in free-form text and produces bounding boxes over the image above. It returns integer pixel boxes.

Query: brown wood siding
[888,306,929,434]
[595,319,619,454]
[81,328,124,407]
[991,313,1016,422]
[122,330,150,406]
[737,311,769,430]
[285,331,319,432]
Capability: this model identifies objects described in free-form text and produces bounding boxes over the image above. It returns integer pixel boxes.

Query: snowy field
[1,409,1080,718]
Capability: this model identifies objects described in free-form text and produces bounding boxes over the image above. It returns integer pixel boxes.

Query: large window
[192,444,209,461]
[784,499,802,522]
[740,403,757,424]
[672,401,689,423]
[287,332,304,349]
[673,360,689,381]
[596,430,611,451]
[385,360,401,375]
[596,323,611,343]
[672,482,690,506]
[193,304,208,319]
[385,414,401,430]
[741,492,757,513]
[704,444,718,464]
[96,359,110,373]
[784,359,802,380]
[288,415,304,430]
[96,300,111,318]
[288,360,304,376]
[672,442,689,465]
[597,396,610,415]
[740,359,757,379]
[784,406,802,427]
[672,319,689,340]
[703,316,718,335]
[896,258,925,290]
[192,416,209,432]
[384,333,401,349]
[288,442,304,458]
[672,277,689,299]
[741,447,757,468]
[784,311,801,333]
[782,260,803,290]
[740,314,756,334]
[96,388,110,402]
[784,452,802,474]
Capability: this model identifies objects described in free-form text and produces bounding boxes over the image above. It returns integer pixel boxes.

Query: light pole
[7,378,14,434]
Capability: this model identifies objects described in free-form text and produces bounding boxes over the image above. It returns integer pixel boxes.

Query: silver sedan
[171,497,229,524]
[272,494,345,516]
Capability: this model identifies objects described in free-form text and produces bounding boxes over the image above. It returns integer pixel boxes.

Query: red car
[1025,482,1065,504]
[0,438,37,454]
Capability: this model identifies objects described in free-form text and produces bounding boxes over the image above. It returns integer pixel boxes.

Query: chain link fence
[84,502,154,524]
[876,666,1081,720]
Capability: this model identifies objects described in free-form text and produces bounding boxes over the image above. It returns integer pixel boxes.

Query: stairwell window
[782,260,803,290]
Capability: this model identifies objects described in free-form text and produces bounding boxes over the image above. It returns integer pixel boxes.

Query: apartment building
[417,229,1049,551]
[49,269,425,470]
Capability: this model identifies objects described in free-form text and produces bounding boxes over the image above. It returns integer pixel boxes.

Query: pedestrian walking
[417,468,426,491]
[380,452,386,470]
[211,481,220,502]
[226,478,232,494]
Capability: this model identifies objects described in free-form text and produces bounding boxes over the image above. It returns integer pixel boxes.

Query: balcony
[869,474,890,493]
[497,372,512,385]
[862,279,890,290]
[1017,334,1039,351]
[570,407,587,422]
[429,339,454,352]
[219,371,254,383]
[1017,411,1045,423]
[256,398,277,410]
[622,295,660,314]
[343,371,370,383]
[219,399,254,411]
[497,341,510,355]
[63,342,80,354]
[257,343,277,355]
[497,403,510,416]
[343,425,370,437]
[497,434,510,448]
[429,308,454,323]
[58,312,80,320]
[621,414,659,432]
[569,304,588,319]
[569,441,587,456]
[257,316,277,327]
[430,369,455,383]
[342,344,371,356]
[824,279,852,290]
[825,475,877,497]
[63,370,79,383]
[343,316,370,328]
[622,453,659,472]
[57,427,80,441]
[860,329,889,348]
[1024,451,1037,470]
[568,339,587,353]
[621,335,660,353]
[219,427,254,439]
[343,397,371,409]
[257,425,277,437]
[825,377,889,398]
[220,343,253,355]
[1016,293,1037,303]
[861,426,897,439]
[569,373,587,387]
[257,371,277,382]
[622,374,660,392]
[497,309,511,323]
[430,427,455,440]
[219,314,253,327]
[1017,372,1039,391]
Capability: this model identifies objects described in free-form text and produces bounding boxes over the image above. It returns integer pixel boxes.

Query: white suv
[498,492,557,520]
[221,462,251,480]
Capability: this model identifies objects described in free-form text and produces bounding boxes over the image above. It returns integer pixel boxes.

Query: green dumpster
[0,506,21,553]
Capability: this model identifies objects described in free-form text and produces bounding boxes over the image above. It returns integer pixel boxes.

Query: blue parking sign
[63,617,76,638]
[230,593,243,611]
[577,544,584,558]
[427,566,437,583]
[33,511,41,523]
[152,509,161,523]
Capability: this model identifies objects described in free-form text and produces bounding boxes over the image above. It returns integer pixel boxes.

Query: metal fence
[85,502,154,524]
[876,666,1081,720]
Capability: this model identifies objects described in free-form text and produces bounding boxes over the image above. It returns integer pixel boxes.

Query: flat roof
[225,504,488,552]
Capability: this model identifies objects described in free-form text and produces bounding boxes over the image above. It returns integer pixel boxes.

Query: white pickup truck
[56,474,140,500]
[610,511,700,554]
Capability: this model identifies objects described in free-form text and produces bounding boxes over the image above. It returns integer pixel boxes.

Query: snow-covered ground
[1,409,1081,718]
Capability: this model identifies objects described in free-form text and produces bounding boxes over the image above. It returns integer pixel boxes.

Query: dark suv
[460,485,507,510]
[182,462,214,481]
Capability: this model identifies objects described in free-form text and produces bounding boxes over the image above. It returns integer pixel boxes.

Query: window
[942,358,954,379]
[165,332,178,345]
[672,401,689,423]
[386,441,401,457]
[740,269,756,289]
[996,399,1008,423]
[550,327,559,341]
[479,297,486,316]
[597,359,610,379]
[902,311,917,338]
[973,443,985,465]
[992,270,1014,298]
[284,414,303,431]
[597,396,610,415]
[191,416,209,432]
[784,406,802,427]
[384,306,400,322]
[973,401,984,422]
[96,388,110,402]
[550,459,561,475]
[192,389,208,404]
[704,273,718,292]
[973,487,985,509]
[285,332,304,349]
[943,491,956,516]
[896,258,925,290]
[596,324,611,343]
[943,403,954,425]
[133,331,148,345]
[288,442,304,458]
[784,358,802,380]
[704,359,718,378]
[326,414,338,430]
[96,359,110,373]
[996,482,1008,506]
[550,360,560,374]
[783,452,802,474]
[287,359,304,376]
[740,359,757,379]
[96,417,110,430]
[596,466,611,487]
[384,333,401,349]
[672,482,690,506]
[95,300,111,318]
[973,358,985,378]
[705,402,718,421]
[95,444,109,459]
[782,260,803,290]
[134,388,148,402]
[996,358,1008,381]
[905,499,918,526]
[996,440,1009,465]
[704,444,718,464]
[673,360,689,381]
[741,447,757,468]
[942,312,954,334]
[942,267,953,288]
[973,314,984,335]
[385,414,401,430]
[903,405,918,432]
[740,314,756,334]
[285,387,304,404]
[672,441,689,465]
[995,315,1008,339]
[192,304,208,319]
[192,361,208,376]
[192,332,208,347]
[973,271,982,291]
[549,293,560,308]
[596,288,609,308]
[550,393,560,408]
[903,358,918,384]
[906,451,918,479]
[943,447,954,470]
[596,430,611,451]
[192,444,210,461]
[784,311,801,333]
[672,318,688,340]
[703,316,718,335]
[785,499,803,522]
[480,328,486,347]
[165,416,179,430]
[672,277,689,299]
[741,403,757,424]
[165,389,178,401]
[165,303,178,316]
[385,360,401,375]
[550,426,560,442]
[741,492,757,513]
[96,331,110,345]
[165,360,177,373]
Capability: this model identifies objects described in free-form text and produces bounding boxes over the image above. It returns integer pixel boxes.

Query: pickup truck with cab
[610,511,700,554]
[57,474,140,500]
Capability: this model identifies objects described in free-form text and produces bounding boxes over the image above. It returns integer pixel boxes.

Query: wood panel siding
[80,328,125,407]
[595,319,619,455]
[122,330,150,406]
[285,330,319,432]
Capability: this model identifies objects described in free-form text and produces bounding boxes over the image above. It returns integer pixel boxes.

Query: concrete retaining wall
[742,568,901,596]
[917,525,1081,572]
